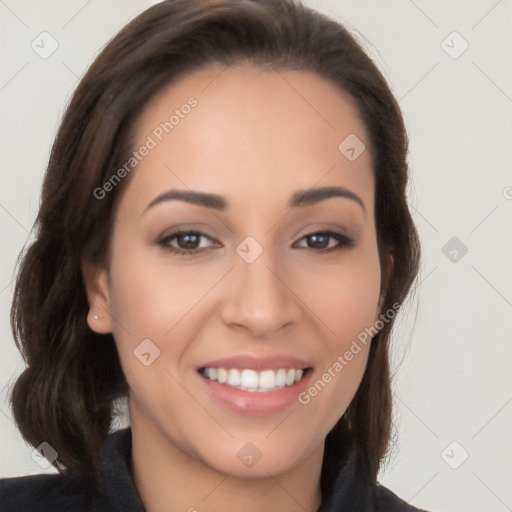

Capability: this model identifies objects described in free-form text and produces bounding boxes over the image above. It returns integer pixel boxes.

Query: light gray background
[1,1,511,511]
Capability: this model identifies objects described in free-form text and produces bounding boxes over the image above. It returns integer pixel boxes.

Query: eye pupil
[180,234,199,249]
[308,234,329,249]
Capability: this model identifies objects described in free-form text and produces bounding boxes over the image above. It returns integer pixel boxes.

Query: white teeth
[201,367,306,392]
[259,370,276,388]
[227,369,241,386]
[275,369,287,387]
[241,369,259,390]
[217,368,228,384]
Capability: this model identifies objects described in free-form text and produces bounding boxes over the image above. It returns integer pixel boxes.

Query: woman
[0,0,425,510]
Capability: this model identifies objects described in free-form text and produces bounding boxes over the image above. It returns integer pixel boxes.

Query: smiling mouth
[198,367,310,392]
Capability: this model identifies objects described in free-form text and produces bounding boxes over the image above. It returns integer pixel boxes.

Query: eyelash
[157,229,355,256]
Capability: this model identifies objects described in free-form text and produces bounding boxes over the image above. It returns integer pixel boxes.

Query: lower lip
[199,370,311,415]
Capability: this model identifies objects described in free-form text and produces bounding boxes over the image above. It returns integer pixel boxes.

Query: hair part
[10,0,420,492]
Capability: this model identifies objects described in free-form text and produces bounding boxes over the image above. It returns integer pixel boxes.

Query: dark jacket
[0,428,428,511]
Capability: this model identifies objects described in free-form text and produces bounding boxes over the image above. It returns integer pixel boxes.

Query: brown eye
[158,230,216,255]
[295,231,355,252]
[174,233,201,250]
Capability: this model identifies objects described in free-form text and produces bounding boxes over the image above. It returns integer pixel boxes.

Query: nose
[219,243,303,339]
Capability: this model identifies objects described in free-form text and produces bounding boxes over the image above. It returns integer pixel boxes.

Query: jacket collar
[100,427,374,512]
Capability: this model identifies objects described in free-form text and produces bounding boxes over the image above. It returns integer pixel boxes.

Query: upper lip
[197,355,313,371]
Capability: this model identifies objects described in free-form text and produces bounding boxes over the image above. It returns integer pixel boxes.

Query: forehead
[120,63,374,216]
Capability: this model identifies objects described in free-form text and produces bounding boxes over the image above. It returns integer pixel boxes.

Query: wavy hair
[10,0,420,492]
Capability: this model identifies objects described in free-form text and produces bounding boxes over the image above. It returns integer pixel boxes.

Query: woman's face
[87,63,382,477]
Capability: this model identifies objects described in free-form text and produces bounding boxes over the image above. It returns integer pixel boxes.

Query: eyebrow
[142,186,366,215]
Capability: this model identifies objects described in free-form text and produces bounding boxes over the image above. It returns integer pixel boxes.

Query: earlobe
[87,308,113,335]
[82,264,113,334]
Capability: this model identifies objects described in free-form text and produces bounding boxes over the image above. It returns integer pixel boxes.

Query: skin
[85,63,383,512]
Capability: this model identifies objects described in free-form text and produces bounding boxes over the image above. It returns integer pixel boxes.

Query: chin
[191,432,320,479]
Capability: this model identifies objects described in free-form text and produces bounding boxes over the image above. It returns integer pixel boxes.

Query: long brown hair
[10,0,420,492]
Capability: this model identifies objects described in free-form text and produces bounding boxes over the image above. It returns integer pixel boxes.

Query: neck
[129,403,324,512]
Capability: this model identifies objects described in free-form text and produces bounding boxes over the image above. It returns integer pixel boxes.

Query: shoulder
[0,473,106,512]
[0,428,141,512]
[319,435,431,512]
[375,483,430,512]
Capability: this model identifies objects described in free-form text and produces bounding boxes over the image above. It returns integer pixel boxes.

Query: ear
[82,261,113,334]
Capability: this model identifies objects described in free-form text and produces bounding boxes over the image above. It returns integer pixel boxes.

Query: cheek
[302,241,382,343]
[297,239,380,405]
[297,253,380,429]
[105,249,205,416]
[105,242,210,385]
[108,242,204,336]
